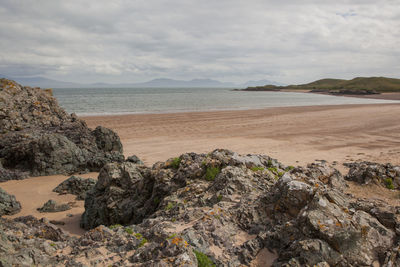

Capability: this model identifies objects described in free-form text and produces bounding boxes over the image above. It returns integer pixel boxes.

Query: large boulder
[81,162,159,229]
[0,79,124,177]
[92,126,123,152]
[2,133,88,176]
[0,187,21,216]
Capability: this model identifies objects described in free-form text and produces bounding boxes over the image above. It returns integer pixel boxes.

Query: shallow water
[52,87,398,116]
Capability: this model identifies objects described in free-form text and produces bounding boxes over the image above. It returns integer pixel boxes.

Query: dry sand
[82,103,400,173]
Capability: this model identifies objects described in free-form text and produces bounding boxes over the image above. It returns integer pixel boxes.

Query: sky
[0,0,399,84]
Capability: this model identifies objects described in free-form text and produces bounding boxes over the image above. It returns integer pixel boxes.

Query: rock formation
[53,175,96,200]
[345,161,400,189]
[78,149,399,266]
[0,160,27,182]
[0,187,21,216]
[37,200,72,213]
[0,79,124,177]
[0,150,399,266]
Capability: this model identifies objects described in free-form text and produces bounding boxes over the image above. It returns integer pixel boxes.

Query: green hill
[245,77,400,93]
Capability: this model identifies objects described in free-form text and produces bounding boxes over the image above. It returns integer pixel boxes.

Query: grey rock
[279,239,342,266]
[0,79,124,177]
[81,162,155,229]
[345,161,400,189]
[266,162,396,266]
[126,155,144,165]
[53,175,96,200]
[350,198,399,229]
[0,150,399,267]
[0,187,21,216]
[37,200,71,213]
[92,126,123,153]
[0,165,27,182]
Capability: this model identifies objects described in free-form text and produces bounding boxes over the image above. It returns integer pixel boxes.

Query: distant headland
[240,77,400,95]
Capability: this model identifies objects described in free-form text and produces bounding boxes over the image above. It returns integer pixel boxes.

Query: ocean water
[52,87,398,116]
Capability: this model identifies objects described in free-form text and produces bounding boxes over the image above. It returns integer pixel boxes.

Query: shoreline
[239,88,400,101]
[283,89,400,101]
[77,100,399,117]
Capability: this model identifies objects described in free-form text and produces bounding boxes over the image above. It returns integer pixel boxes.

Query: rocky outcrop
[1,150,400,266]
[0,79,124,177]
[0,216,198,266]
[53,175,96,200]
[80,151,399,266]
[0,187,21,216]
[345,161,400,189]
[265,164,397,266]
[37,200,71,213]
[81,149,285,230]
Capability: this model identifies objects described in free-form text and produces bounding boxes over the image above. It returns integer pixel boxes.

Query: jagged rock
[3,133,89,176]
[350,198,399,229]
[126,155,144,164]
[0,187,21,216]
[0,216,69,266]
[265,163,396,266]
[81,149,285,265]
[81,149,284,230]
[92,126,123,152]
[0,165,27,182]
[37,200,71,213]
[53,175,96,200]
[1,152,399,266]
[345,161,400,189]
[0,79,124,177]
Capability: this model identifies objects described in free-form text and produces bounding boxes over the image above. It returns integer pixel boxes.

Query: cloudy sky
[0,0,399,84]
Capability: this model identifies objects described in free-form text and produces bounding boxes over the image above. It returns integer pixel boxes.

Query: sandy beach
[2,102,400,237]
[83,103,400,172]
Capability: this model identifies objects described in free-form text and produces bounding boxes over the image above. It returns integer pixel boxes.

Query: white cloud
[0,0,399,84]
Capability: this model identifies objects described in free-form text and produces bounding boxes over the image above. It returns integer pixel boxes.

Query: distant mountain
[130,78,236,88]
[0,75,238,88]
[242,79,284,88]
[0,75,83,88]
[242,77,400,93]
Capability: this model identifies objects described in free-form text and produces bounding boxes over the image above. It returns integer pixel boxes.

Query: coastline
[82,103,400,172]
[281,89,400,101]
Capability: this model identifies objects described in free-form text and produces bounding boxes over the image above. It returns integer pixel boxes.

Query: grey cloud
[0,0,399,84]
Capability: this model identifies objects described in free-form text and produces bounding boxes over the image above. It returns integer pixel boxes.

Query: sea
[52,87,398,116]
